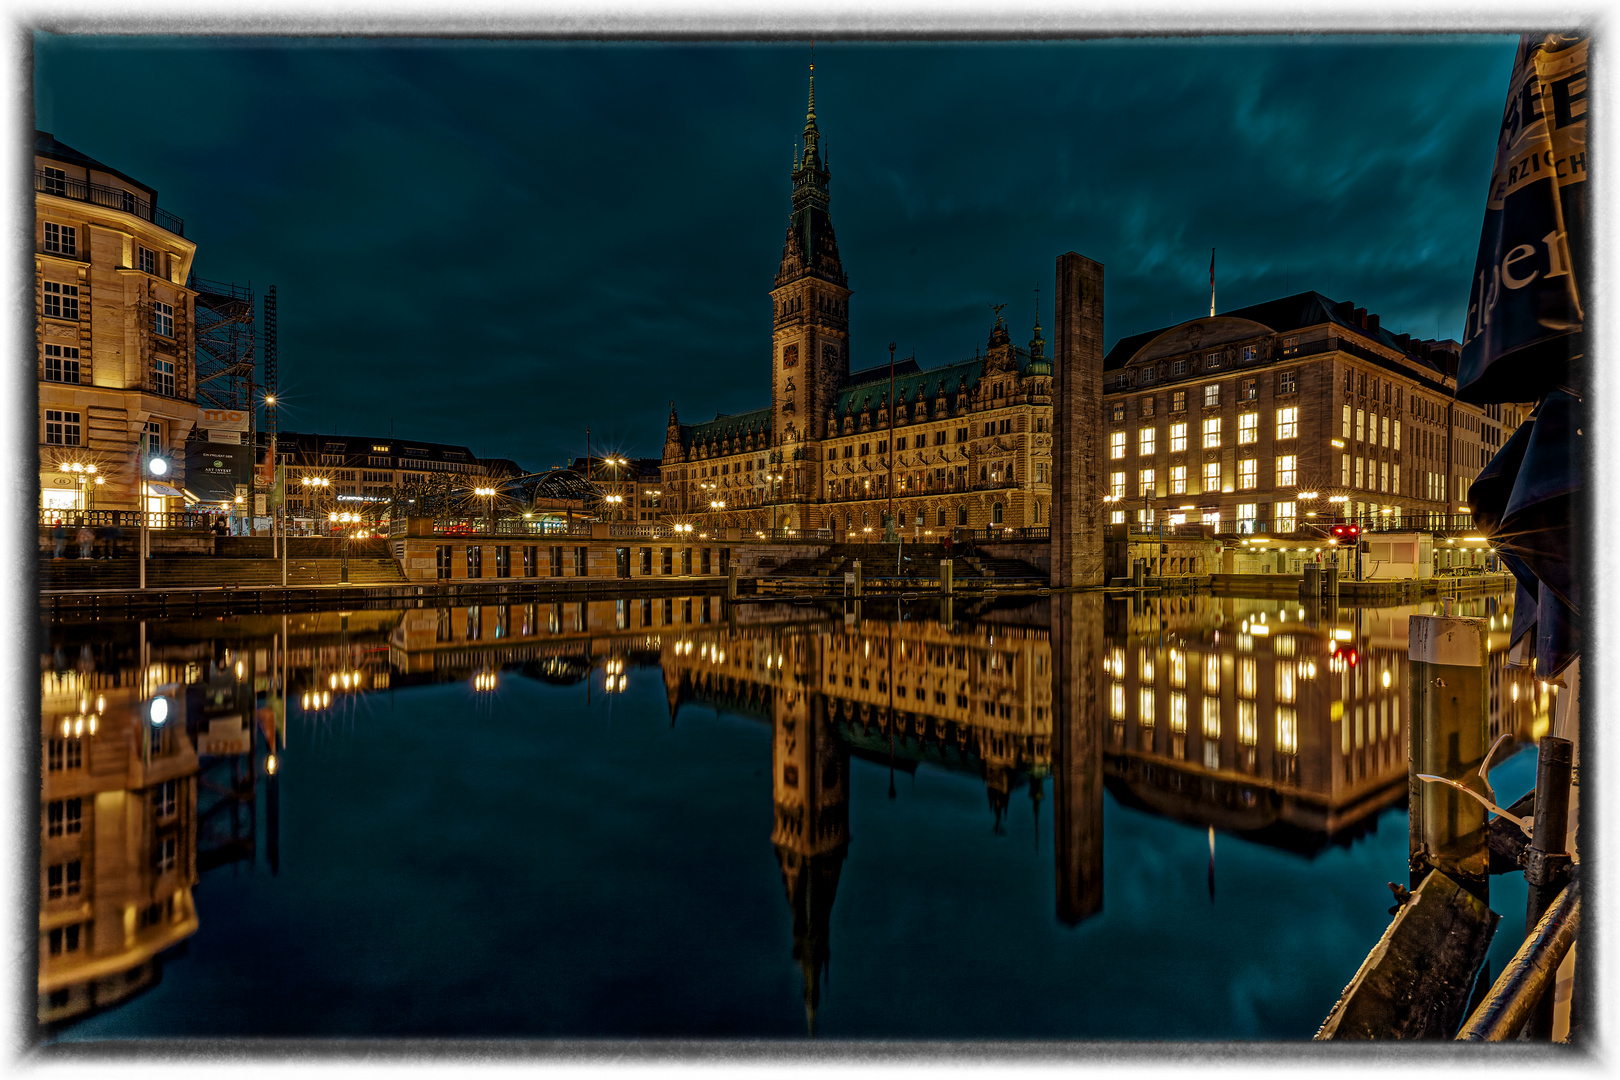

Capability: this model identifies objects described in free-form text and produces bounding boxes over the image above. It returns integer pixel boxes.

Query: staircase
[40,555,408,591]
[776,543,1045,585]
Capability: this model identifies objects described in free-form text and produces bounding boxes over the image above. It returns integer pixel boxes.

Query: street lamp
[474,485,498,531]
[139,455,170,590]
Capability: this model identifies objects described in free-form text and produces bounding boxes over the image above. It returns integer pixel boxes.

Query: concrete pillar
[1408,612,1490,900]
[727,565,738,600]
[940,558,953,595]
[1052,591,1105,924]
[1051,252,1105,588]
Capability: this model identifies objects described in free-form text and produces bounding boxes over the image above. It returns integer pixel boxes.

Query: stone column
[1052,591,1105,924]
[1051,252,1105,587]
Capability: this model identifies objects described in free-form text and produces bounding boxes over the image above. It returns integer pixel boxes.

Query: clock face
[782,343,799,368]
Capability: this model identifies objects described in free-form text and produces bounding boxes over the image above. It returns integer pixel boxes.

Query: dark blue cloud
[34,35,1516,470]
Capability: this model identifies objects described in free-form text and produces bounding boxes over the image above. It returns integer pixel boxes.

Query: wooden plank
[1316,869,1499,1040]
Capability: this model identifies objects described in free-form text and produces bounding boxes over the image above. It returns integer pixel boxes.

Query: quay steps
[40,556,408,592]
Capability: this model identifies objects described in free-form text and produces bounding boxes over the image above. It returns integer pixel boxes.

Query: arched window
[992,502,1004,524]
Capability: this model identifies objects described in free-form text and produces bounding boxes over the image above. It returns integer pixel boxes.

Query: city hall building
[659,71,1055,537]
[1100,293,1523,535]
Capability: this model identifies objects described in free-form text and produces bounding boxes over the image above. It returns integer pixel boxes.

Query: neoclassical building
[659,70,1054,537]
[35,131,203,518]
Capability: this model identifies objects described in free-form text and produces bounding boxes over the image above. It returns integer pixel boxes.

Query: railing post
[1522,735,1575,1039]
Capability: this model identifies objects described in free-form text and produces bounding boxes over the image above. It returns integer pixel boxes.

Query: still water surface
[38,591,1542,1040]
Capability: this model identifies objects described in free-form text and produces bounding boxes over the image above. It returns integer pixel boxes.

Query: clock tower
[770,61,849,510]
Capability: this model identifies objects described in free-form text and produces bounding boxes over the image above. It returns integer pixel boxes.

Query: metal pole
[1456,876,1581,1041]
[1523,735,1575,1039]
[885,342,897,543]
[139,478,148,591]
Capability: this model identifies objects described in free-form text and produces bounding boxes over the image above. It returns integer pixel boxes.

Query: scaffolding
[189,274,256,412]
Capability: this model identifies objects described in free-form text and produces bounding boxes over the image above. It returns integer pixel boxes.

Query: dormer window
[1172,359,1187,376]
[1115,372,1128,388]
[1242,344,1258,362]
[1205,352,1221,370]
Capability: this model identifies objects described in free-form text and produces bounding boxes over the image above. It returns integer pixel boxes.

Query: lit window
[1276,501,1296,532]
[43,222,77,257]
[1139,468,1155,497]
[1203,653,1220,694]
[1238,657,1257,698]
[1110,431,1126,459]
[1236,701,1257,745]
[1140,396,1155,418]
[1276,707,1298,754]
[1278,370,1297,394]
[1276,663,1296,704]
[44,409,81,446]
[1355,408,1365,442]
[1238,412,1258,445]
[1238,459,1257,490]
[43,343,80,384]
[1240,378,1257,402]
[1171,391,1186,412]
[1202,696,1221,738]
[1110,471,1125,498]
[1355,457,1364,488]
[1276,454,1297,486]
[1170,692,1187,733]
[1203,383,1220,407]
[1140,649,1154,683]
[1169,465,1186,494]
[1169,422,1187,451]
[42,281,79,321]
[1381,415,1390,448]
[1276,406,1298,440]
[1393,420,1401,451]
[1110,509,1125,525]
[1342,404,1351,438]
[1380,461,1389,492]
[1237,503,1258,533]
[153,301,174,338]
[1169,649,1187,687]
[1138,427,1156,456]
[1139,687,1155,726]
[1202,509,1221,531]
[1110,683,1125,719]
[1202,461,1221,493]
[1342,454,1350,485]
[1242,344,1257,362]
[1202,417,1221,448]
[1205,352,1221,370]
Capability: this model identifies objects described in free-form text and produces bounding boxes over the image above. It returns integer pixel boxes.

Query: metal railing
[427,518,593,537]
[951,526,1051,542]
[39,508,211,530]
[36,170,185,237]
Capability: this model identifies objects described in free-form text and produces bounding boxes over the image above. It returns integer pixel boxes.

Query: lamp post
[474,486,497,532]
[140,455,170,591]
[884,341,898,543]
[301,476,330,537]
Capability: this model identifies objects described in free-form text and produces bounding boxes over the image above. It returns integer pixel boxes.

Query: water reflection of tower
[769,630,849,1034]
[1051,592,1106,925]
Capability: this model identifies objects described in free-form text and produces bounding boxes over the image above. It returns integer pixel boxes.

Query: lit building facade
[1101,293,1525,535]
[35,131,203,517]
[39,657,200,1025]
[659,71,1054,537]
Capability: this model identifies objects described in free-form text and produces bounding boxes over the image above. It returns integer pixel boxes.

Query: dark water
[37,591,1543,1040]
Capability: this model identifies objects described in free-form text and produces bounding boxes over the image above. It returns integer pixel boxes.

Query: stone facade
[1102,293,1527,536]
[35,131,202,516]
[660,71,1055,538]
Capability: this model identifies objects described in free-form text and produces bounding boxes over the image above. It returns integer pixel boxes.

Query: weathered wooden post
[1302,562,1320,600]
[940,558,953,596]
[852,558,863,598]
[1050,252,1105,589]
[1324,563,1339,607]
[727,564,738,601]
[1408,606,1490,898]
[1131,558,1145,589]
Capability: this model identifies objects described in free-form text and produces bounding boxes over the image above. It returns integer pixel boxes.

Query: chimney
[1367,313,1380,335]
[1394,332,1411,352]
[1334,300,1354,321]
[1353,307,1368,328]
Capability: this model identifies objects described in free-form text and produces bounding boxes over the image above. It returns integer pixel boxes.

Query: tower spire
[1030,284,1046,359]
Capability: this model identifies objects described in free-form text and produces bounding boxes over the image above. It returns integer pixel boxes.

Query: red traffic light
[1330,523,1362,539]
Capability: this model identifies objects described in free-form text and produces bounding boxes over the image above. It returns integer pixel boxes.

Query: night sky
[33,34,1518,472]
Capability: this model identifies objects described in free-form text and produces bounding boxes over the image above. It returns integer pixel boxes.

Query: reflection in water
[38,590,1546,1034]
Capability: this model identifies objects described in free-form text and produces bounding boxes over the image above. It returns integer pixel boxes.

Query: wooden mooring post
[1408,604,1491,898]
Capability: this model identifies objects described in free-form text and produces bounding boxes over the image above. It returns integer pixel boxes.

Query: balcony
[36,170,185,238]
